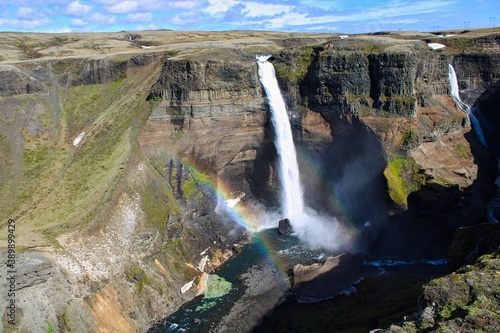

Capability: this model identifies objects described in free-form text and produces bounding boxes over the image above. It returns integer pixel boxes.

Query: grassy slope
[0,59,163,248]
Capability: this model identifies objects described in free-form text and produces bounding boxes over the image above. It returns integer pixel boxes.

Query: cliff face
[1,30,499,333]
[139,59,270,203]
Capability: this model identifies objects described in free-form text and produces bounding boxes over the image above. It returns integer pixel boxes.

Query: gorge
[0,28,500,333]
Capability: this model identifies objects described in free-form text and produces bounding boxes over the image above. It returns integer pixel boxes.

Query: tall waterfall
[448,64,487,146]
[256,55,304,219]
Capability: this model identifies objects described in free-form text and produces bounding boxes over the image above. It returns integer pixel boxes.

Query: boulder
[277,218,293,236]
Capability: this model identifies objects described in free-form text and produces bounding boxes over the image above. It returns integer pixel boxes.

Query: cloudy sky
[0,0,498,33]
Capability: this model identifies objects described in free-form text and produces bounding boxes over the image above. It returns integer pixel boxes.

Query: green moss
[400,128,420,151]
[441,37,473,53]
[182,167,212,202]
[453,143,471,159]
[274,47,313,83]
[163,238,189,259]
[384,154,425,207]
[362,41,385,54]
[137,173,180,232]
[63,82,122,134]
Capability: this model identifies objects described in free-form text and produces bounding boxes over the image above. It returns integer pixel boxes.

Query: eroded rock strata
[0,29,499,332]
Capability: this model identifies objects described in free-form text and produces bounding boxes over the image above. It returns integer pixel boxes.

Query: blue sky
[0,0,498,33]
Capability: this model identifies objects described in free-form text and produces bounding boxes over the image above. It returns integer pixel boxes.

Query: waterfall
[448,64,487,146]
[256,55,304,219]
[254,55,351,251]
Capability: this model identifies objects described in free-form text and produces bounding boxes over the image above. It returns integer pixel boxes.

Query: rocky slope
[0,28,499,332]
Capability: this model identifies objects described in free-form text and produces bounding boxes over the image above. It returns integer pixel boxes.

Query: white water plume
[257,55,352,250]
[448,64,487,146]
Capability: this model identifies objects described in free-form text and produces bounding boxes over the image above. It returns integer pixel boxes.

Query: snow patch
[428,43,446,50]
[197,255,209,272]
[73,132,85,146]
[181,278,196,294]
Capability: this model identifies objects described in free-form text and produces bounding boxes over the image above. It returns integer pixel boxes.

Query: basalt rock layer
[0,29,499,333]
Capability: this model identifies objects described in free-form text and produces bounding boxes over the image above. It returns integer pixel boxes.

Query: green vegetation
[46,323,55,333]
[137,175,180,232]
[125,266,152,294]
[63,81,123,133]
[410,252,500,331]
[384,153,425,207]
[400,128,420,151]
[274,47,314,83]
[182,167,212,202]
[0,55,163,247]
[453,143,471,159]
[362,40,385,54]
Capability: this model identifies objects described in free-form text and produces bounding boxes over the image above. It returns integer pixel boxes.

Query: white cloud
[264,12,328,28]
[171,12,200,25]
[66,0,92,15]
[95,0,123,4]
[16,7,37,19]
[90,13,116,24]
[106,0,138,13]
[0,18,52,30]
[70,18,88,26]
[52,27,73,33]
[127,12,153,22]
[169,0,201,10]
[241,2,294,18]
[259,0,454,29]
[133,23,158,31]
[300,0,342,11]
[305,25,340,31]
[203,0,239,15]
[1,0,70,5]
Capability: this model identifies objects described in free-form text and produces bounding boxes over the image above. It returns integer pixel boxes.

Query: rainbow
[161,150,357,286]
[161,153,296,284]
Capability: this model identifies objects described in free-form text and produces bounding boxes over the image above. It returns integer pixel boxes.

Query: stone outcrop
[211,263,291,333]
[376,251,500,333]
[0,65,46,96]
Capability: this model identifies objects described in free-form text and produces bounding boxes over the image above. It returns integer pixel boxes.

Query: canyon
[0,28,499,332]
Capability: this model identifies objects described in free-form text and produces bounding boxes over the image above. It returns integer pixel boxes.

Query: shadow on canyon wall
[252,91,498,264]
[472,79,500,157]
[369,116,498,264]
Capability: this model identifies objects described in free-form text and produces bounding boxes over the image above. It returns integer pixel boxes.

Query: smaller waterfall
[448,64,487,146]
